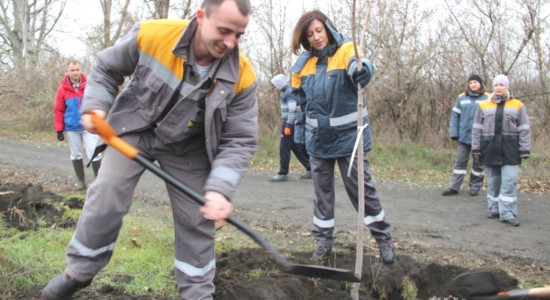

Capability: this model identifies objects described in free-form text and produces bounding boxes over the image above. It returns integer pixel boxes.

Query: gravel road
[1,137,549,265]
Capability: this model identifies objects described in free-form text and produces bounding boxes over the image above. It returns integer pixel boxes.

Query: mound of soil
[0,181,83,230]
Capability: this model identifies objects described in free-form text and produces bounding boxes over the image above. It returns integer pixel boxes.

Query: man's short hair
[202,0,251,17]
[67,59,80,67]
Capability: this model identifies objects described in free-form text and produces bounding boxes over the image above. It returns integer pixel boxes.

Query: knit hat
[493,74,510,87]
[271,74,288,90]
[468,74,483,86]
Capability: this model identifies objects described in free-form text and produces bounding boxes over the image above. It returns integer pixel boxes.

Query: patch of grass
[61,206,82,221]
[0,228,73,297]
[63,193,86,203]
[0,212,181,298]
[369,142,454,187]
[97,216,177,297]
[401,276,418,300]
[249,132,279,171]
[215,226,257,252]
[247,267,279,279]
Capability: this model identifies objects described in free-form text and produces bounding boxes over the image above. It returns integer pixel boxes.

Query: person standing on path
[442,74,489,196]
[42,0,258,299]
[289,10,395,264]
[54,59,102,190]
[472,74,531,227]
[270,74,311,182]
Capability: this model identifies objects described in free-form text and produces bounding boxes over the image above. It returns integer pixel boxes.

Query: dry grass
[0,79,548,194]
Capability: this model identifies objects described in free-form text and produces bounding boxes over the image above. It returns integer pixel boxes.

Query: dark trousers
[278,123,310,175]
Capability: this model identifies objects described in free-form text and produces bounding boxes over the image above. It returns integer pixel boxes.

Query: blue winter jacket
[449,91,489,144]
[290,21,375,158]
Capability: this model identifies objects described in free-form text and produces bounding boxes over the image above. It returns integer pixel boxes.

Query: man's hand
[56,131,64,141]
[284,126,292,136]
[81,110,107,133]
[200,191,233,227]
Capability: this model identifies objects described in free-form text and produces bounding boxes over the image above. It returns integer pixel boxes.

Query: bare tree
[0,0,66,75]
[100,0,132,48]
[242,0,293,133]
[144,0,170,19]
[142,0,197,20]
[84,0,134,54]
[173,0,197,19]
[357,0,437,141]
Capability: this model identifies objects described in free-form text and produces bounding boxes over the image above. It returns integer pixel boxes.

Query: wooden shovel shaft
[499,287,550,298]
[351,0,365,282]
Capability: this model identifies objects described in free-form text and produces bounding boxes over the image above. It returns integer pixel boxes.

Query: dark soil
[1,137,549,299]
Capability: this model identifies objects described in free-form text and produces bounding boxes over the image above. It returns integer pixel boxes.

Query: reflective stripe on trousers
[310,153,392,247]
[66,132,216,300]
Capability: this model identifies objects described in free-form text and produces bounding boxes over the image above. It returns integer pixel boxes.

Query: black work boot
[91,160,101,178]
[442,188,458,196]
[72,159,86,190]
[312,244,332,259]
[42,273,92,300]
[379,243,395,265]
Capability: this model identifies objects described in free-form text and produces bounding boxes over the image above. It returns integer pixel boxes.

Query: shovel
[447,268,550,299]
[88,112,359,282]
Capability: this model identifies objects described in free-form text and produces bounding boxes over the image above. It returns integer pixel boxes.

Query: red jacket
[54,74,87,132]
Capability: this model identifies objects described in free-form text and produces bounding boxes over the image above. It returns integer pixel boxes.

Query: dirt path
[1,137,549,263]
[1,137,549,299]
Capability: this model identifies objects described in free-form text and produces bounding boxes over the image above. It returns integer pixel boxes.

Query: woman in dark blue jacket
[442,74,489,196]
[290,10,394,264]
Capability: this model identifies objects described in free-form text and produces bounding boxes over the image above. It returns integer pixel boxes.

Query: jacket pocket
[503,111,519,133]
[133,66,164,110]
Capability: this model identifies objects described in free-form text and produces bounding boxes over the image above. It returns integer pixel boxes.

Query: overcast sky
[55,0,345,57]
[57,0,547,58]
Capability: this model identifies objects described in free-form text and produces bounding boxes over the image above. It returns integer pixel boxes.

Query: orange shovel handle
[87,111,139,159]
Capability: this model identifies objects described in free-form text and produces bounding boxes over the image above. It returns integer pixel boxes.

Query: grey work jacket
[81,19,258,198]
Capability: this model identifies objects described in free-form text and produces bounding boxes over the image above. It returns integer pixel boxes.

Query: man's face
[67,63,82,82]
[195,0,250,62]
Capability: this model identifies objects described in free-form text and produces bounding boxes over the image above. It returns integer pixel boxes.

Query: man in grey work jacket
[42,1,258,299]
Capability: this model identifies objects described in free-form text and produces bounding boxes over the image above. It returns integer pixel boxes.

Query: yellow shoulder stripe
[137,20,188,80]
[506,98,524,110]
[235,52,256,94]
[479,100,496,109]
[327,42,356,72]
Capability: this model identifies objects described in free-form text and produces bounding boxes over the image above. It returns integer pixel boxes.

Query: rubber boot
[72,159,86,190]
[42,273,91,299]
[92,160,101,178]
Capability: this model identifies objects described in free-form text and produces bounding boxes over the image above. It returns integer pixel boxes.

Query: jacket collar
[172,17,240,84]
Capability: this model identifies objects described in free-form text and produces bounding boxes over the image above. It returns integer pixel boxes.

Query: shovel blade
[283,264,360,282]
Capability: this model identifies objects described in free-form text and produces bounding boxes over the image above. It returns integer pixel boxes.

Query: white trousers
[65,130,102,161]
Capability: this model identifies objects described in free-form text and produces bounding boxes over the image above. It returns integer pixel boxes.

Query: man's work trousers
[64,132,216,300]
[309,153,392,248]
[447,142,484,192]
